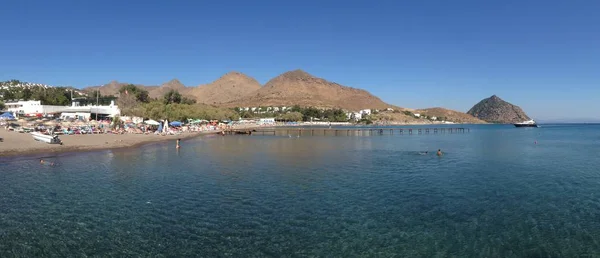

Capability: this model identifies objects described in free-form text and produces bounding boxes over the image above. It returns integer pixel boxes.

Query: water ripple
[1,125,600,256]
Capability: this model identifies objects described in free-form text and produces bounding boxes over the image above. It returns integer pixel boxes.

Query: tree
[280,111,303,122]
[163,89,182,105]
[118,84,149,103]
[117,93,142,116]
[0,101,4,111]
[181,97,196,105]
[0,89,14,101]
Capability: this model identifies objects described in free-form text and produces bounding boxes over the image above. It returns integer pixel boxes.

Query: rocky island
[467,95,531,124]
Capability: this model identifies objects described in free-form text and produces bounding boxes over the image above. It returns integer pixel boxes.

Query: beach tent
[144,119,160,125]
[0,112,15,120]
[163,119,168,133]
[169,121,182,127]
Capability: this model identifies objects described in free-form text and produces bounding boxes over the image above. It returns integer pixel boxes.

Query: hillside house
[346,112,362,121]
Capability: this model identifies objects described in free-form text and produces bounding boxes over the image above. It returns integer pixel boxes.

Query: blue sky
[1,0,599,120]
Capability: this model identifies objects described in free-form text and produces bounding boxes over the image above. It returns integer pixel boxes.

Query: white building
[414,113,421,118]
[431,116,437,121]
[360,109,372,116]
[258,118,275,125]
[5,100,120,120]
[346,112,362,121]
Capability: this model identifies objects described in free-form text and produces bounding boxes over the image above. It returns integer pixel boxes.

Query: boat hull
[31,132,63,144]
[514,124,538,128]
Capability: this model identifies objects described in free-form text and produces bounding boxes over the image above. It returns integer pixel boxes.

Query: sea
[1,124,600,257]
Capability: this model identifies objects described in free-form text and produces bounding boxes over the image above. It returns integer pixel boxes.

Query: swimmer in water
[437,149,443,156]
[40,159,55,166]
[176,139,181,149]
[419,151,428,155]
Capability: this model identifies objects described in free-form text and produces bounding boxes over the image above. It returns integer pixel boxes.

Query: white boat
[513,120,538,128]
[30,132,63,144]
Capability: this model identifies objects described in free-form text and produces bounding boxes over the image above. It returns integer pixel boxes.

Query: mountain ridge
[221,69,393,110]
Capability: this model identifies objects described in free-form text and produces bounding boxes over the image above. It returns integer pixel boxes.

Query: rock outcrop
[467,95,530,123]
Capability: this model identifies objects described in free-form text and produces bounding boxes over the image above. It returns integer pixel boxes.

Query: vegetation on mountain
[278,112,303,122]
[233,105,348,122]
[148,79,187,99]
[0,101,4,111]
[416,107,486,124]
[163,89,196,105]
[141,102,237,122]
[118,84,149,103]
[0,80,87,105]
[467,95,530,123]
[116,85,236,121]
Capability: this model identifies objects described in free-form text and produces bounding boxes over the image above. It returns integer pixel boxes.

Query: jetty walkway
[224,127,469,136]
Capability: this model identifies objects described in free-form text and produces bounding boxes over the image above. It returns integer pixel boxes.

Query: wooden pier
[224,128,468,136]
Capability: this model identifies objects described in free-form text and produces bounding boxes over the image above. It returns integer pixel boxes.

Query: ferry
[513,120,538,128]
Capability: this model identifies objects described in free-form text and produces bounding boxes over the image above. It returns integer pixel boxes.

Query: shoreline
[0,130,221,159]
[0,122,485,158]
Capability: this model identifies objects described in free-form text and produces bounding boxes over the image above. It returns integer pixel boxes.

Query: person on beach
[176,139,181,149]
[437,149,443,156]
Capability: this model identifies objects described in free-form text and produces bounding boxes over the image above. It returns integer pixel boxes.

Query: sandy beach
[0,129,219,158]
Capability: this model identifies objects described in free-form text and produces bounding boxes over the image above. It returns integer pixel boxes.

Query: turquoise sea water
[1,124,600,257]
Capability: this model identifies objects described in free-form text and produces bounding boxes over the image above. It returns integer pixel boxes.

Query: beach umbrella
[144,119,160,125]
[17,118,27,126]
[0,112,15,120]
[169,121,182,127]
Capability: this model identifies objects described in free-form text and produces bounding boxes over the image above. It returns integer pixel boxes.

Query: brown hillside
[189,72,261,105]
[148,79,188,99]
[84,81,153,96]
[223,69,392,110]
[416,107,487,124]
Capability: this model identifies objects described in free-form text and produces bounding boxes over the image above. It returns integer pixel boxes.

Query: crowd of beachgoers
[1,118,238,136]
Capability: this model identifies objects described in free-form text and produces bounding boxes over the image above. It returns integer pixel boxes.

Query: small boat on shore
[30,132,63,144]
[514,120,538,128]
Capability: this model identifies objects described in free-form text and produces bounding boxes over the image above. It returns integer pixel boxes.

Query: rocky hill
[222,70,393,110]
[148,79,187,99]
[467,95,530,123]
[187,72,261,105]
[84,80,152,96]
[416,107,486,124]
